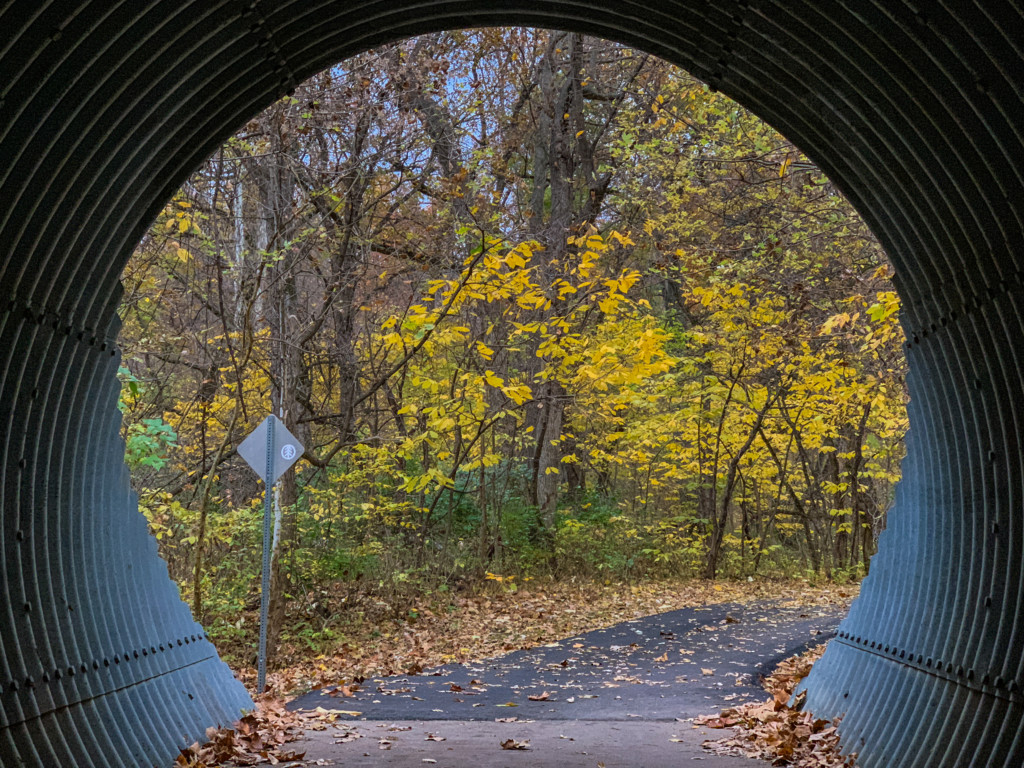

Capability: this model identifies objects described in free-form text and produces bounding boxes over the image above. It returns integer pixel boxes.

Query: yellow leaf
[556,281,577,298]
[502,385,532,405]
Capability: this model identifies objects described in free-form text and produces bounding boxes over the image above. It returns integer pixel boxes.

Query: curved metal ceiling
[3,2,1024,765]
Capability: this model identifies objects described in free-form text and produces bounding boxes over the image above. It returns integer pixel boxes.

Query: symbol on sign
[281,444,296,461]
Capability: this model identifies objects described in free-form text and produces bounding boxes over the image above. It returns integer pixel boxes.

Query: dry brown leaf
[500,738,530,750]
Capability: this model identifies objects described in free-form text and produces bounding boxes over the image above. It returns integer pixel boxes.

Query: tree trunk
[533,380,566,532]
[704,399,775,579]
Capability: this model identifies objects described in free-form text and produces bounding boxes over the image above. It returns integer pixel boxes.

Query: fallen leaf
[500,739,530,750]
[315,707,363,717]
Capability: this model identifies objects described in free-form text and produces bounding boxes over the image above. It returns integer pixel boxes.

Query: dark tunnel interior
[4,2,1024,765]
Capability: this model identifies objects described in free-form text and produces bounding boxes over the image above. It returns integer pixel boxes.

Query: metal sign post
[238,414,304,693]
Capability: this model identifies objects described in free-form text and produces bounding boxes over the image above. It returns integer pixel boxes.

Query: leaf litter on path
[193,581,854,766]
[239,580,855,699]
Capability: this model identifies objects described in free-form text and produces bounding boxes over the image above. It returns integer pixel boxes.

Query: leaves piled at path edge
[695,643,859,767]
[174,696,306,766]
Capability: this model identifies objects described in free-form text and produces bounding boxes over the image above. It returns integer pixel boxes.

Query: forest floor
[177,579,859,767]
[235,578,858,700]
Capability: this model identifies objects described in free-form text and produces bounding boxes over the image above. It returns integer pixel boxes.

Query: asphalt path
[291,599,846,722]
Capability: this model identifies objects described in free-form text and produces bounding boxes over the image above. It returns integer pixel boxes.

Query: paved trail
[289,599,846,767]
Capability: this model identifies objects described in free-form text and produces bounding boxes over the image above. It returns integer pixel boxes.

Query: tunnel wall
[3,2,1024,766]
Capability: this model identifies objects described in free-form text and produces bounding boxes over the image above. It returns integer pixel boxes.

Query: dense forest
[117,28,907,664]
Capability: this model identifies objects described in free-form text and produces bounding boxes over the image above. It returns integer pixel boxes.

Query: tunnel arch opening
[3,3,1024,767]
[117,23,899,699]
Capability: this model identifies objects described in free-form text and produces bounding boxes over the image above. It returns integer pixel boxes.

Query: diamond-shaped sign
[237,414,304,483]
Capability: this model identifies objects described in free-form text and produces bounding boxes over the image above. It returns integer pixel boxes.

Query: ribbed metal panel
[2,1,1024,765]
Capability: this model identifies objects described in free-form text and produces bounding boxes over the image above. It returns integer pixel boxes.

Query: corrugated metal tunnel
[2,1,1024,765]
